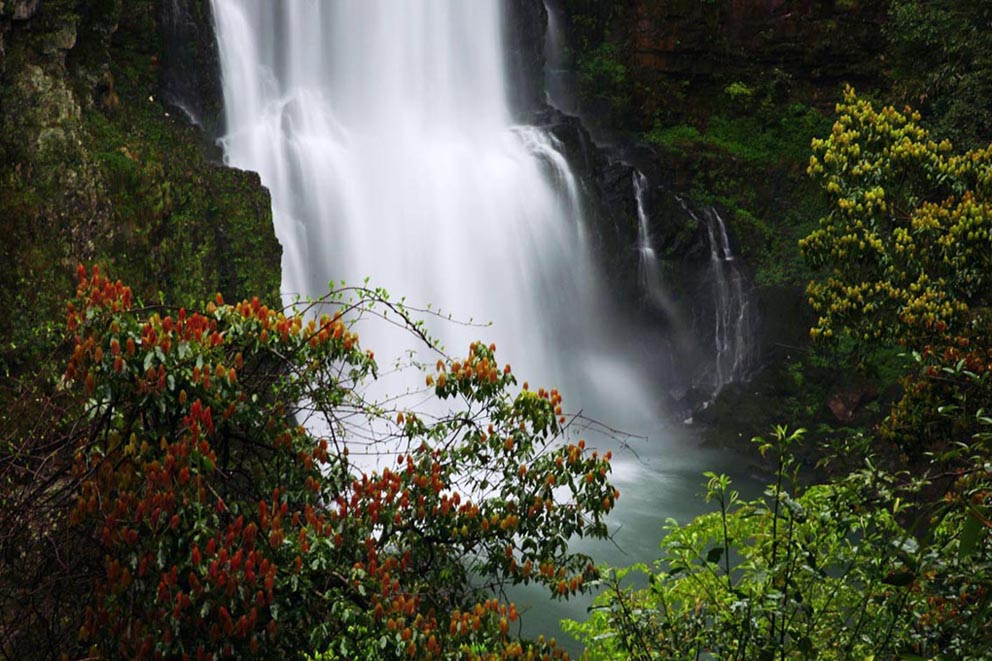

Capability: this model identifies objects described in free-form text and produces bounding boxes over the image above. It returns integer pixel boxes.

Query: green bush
[565,427,992,658]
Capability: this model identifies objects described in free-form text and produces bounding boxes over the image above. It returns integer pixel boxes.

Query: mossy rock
[0,0,280,384]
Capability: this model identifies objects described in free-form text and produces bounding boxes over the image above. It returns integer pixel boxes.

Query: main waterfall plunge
[209,2,757,647]
[211,1,661,425]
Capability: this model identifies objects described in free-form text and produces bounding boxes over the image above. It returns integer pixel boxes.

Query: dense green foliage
[567,90,992,659]
[567,426,992,659]
[646,95,830,286]
[0,267,618,658]
[887,0,992,150]
[802,88,992,457]
[803,87,991,351]
[575,43,631,129]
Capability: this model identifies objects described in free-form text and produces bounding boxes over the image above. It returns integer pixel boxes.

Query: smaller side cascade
[633,171,676,318]
[677,199,757,397]
[702,206,756,393]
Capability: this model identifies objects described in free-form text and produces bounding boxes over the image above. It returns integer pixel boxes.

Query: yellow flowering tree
[801,86,992,350]
[801,91,992,631]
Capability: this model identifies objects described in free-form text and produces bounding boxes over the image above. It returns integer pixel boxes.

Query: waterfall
[674,200,755,395]
[210,1,661,424]
[701,207,755,392]
[633,171,676,317]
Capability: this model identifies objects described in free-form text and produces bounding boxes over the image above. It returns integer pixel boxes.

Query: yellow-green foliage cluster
[801,86,992,346]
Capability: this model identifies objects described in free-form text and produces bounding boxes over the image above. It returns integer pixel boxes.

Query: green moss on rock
[0,0,280,380]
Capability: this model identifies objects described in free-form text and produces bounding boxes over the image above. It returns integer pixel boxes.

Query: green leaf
[959,512,984,561]
[706,547,724,565]
[893,536,919,556]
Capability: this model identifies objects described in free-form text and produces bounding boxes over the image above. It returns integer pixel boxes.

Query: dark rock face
[530,105,735,401]
[159,0,223,135]
[535,109,709,310]
[531,107,639,297]
[626,0,885,79]
[539,0,891,410]
[503,0,548,118]
[556,0,886,128]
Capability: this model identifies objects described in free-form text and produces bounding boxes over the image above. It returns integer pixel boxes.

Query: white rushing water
[702,207,755,392]
[633,171,677,317]
[210,1,661,424]
[208,2,760,652]
[674,200,755,395]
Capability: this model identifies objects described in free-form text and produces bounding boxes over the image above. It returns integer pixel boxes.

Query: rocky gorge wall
[158,0,223,134]
[549,0,887,130]
[632,0,884,115]
[504,0,760,409]
[511,0,898,426]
